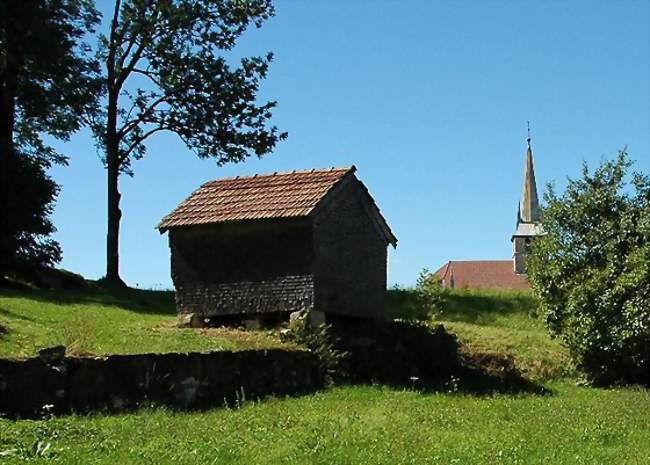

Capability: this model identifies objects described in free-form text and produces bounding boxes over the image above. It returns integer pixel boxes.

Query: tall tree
[0,0,100,276]
[94,0,286,286]
[528,150,650,386]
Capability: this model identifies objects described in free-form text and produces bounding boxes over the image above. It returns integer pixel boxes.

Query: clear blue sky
[50,0,649,289]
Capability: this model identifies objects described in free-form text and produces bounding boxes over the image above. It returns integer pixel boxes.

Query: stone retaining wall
[0,349,324,419]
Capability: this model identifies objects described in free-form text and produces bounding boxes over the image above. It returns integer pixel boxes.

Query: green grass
[1,383,648,464]
[1,284,648,464]
[436,289,573,380]
[0,287,287,359]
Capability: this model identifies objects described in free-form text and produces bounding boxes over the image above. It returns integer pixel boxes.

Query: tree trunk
[105,152,124,287]
[104,88,125,287]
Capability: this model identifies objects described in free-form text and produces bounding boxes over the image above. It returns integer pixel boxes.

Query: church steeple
[519,134,540,223]
[511,124,543,275]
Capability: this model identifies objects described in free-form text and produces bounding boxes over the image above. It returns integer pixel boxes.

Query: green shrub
[415,268,447,319]
[285,318,347,385]
[528,150,649,386]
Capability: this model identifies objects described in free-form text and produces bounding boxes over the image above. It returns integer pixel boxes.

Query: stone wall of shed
[169,219,315,317]
[313,180,388,320]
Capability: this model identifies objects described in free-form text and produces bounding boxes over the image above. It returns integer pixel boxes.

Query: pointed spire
[519,123,540,223]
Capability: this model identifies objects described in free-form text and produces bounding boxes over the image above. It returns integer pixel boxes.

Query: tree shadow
[328,319,550,396]
[387,288,539,327]
[0,286,176,316]
[0,307,36,322]
[440,291,538,325]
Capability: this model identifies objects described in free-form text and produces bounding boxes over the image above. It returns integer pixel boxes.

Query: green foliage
[528,150,650,386]
[415,268,447,319]
[0,383,648,464]
[0,0,100,160]
[0,155,62,270]
[0,0,100,272]
[285,317,346,385]
[95,0,287,283]
[94,0,286,173]
[388,269,447,321]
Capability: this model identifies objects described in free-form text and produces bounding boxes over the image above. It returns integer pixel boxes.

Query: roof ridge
[201,166,356,186]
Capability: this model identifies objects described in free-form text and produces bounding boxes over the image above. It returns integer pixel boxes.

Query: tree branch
[116,1,159,90]
[118,93,169,138]
[120,125,167,161]
[131,67,163,87]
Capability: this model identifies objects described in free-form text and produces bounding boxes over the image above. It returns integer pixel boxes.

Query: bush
[386,270,447,322]
[285,317,347,385]
[1,154,62,275]
[415,268,447,319]
[528,150,649,386]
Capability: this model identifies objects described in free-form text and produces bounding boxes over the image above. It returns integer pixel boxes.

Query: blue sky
[50,0,649,289]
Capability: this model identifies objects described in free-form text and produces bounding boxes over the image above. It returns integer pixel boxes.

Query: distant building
[435,260,530,291]
[158,167,397,322]
[511,136,544,274]
[435,136,543,290]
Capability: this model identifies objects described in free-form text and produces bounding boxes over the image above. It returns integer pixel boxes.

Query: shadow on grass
[387,288,539,326]
[329,319,549,396]
[0,286,176,316]
[0,306,37,322]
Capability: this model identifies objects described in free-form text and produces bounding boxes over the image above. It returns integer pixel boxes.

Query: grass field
[0,287,286,359]
[1,284,648,464]
[436,289,573,380]
[0,383,648,464]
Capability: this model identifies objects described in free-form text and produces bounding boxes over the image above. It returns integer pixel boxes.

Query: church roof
[434,260,530,290]
[513,136,544,240]
[518,139,541,224]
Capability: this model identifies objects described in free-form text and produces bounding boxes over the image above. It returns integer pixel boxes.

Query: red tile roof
[158,166,397,246]
[434,260,530,290]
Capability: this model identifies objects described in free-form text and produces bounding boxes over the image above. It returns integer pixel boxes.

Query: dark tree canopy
[96,0,287,284]
[0,0,100,273]
[528,150,650,386]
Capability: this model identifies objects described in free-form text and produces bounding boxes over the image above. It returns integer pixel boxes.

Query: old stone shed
[158,167,397,321]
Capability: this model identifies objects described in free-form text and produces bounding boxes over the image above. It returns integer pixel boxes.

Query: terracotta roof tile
[434,260,530,290]
[158,167,355,231]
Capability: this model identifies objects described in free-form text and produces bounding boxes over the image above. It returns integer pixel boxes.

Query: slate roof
[434,260,530,290]
[158,166,397,246]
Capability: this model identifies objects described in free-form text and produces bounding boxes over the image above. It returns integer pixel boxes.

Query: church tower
[511,131,543,274]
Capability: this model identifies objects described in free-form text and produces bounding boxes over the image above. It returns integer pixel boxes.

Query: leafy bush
[387,270,448,322]
[528,150,649,386]
[285,317,347,385]
[415,268,447,319]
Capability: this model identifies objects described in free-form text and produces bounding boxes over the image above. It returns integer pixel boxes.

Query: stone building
[158,166,397,322]
[435,136,543,290]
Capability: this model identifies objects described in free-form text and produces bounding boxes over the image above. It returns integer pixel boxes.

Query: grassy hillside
[438,289,573,380]
[1,284,648,464]
[388,287,571,381]
[0,287,287,359]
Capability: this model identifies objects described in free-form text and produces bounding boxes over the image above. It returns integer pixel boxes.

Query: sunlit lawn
[1,382,648,464]
[0,286,647,464]
[0,288,287,358]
